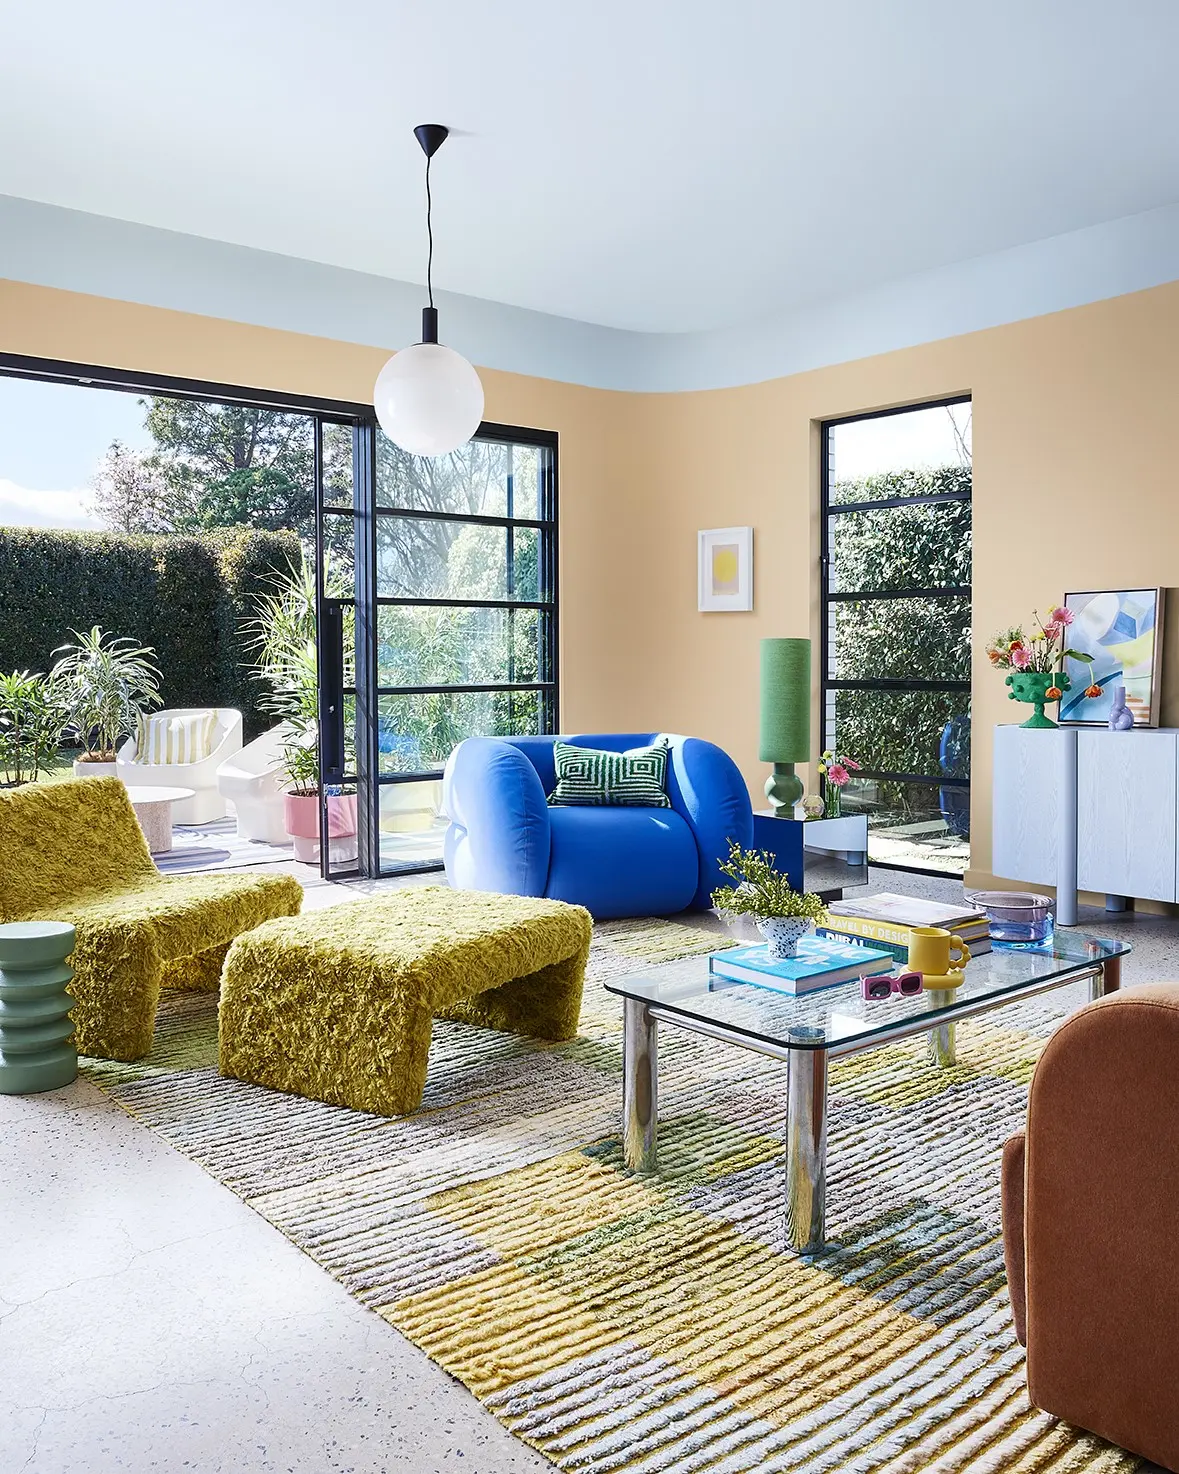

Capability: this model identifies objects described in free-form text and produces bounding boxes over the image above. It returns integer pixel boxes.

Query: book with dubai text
[819,892,991,957]
[709,936,895,995]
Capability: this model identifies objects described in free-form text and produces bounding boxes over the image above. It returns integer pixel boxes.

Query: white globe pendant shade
[373,341,484,458]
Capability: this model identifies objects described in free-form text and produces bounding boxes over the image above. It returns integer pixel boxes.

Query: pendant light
[374,124,485,458]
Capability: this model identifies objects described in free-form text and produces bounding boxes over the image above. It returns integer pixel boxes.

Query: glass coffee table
[605,932,1129,1254]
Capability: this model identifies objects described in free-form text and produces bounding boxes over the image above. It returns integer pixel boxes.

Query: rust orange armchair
[1002,984,1179,1471]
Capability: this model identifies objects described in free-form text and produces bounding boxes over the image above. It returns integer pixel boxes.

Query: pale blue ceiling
[2,0,1179,336]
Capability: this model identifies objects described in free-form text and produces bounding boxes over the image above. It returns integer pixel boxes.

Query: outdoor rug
[81,917,1142,1473]
[154,817,295,874]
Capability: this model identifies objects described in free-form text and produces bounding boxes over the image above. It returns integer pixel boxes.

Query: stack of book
[709,935,896,996]
[817,892,991,961]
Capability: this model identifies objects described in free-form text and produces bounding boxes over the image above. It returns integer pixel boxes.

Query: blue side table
[751,810,869,899]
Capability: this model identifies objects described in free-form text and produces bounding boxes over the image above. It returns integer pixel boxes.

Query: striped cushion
[136,711,217,766]
[548,739,672,808]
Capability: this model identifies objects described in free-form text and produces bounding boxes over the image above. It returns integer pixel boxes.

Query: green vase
[1005,670,1071,729]
[823,782,842,819]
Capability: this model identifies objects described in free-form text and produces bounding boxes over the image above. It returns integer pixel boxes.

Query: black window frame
[819,395,972,874]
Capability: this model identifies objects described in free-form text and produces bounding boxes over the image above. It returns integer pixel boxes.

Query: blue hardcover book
[708,936,895,995]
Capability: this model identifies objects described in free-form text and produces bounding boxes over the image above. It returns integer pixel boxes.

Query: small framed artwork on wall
[698,526,753,612]
[1059,587,1165,726]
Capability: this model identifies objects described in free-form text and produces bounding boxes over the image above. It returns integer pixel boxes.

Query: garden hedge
[0,526,300,737]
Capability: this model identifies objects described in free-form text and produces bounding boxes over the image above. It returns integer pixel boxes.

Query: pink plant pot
[283,792,358,841]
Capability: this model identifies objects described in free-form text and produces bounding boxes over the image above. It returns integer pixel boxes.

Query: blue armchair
[443,733,753,919]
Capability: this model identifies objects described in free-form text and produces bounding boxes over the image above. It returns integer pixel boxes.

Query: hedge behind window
[0,526,301,738]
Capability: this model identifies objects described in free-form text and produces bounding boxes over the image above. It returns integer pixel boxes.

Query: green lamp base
[764,763,804,818]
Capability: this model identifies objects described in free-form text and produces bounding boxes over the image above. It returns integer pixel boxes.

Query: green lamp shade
[759,637,811,762]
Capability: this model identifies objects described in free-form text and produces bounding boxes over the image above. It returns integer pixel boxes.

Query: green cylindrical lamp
[760,637,811,816]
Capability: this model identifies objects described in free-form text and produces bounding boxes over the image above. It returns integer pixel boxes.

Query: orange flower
[1046,686,1063,700]
[1085,683,1102,699]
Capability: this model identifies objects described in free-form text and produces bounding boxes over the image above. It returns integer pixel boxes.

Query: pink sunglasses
[861,971,923,1001]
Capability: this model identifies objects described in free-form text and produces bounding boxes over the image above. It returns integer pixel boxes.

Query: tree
[141,399,315,536]
[88,440,170,533]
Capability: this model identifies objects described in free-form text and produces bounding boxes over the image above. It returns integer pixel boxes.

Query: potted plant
[50,627,162,777]
[987,605,1098,728]
[711,839,827,959]
[248,559,357,863]
[816,749,860,818]
[0,670,68,787]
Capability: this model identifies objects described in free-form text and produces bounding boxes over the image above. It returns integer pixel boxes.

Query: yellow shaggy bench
[218,886,592,1115]
[0,777,302,1061]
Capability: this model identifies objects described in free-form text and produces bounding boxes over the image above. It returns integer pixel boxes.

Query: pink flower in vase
[1010,645,1032,669]
[1042,620,1063,642]
[827,763,850,787]
[1050,606,1074,627]
[844,758,861,771]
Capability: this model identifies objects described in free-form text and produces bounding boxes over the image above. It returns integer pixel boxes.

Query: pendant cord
[425,152,435,310]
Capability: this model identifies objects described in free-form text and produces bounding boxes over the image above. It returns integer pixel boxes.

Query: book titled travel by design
[821,892,990,955]
[708,936,895,995]
[818,915,991,957]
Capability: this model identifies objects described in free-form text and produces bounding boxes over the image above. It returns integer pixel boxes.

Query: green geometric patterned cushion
[547,739,672,808]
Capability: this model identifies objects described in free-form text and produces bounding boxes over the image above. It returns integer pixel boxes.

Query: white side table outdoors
[122,785,196,855]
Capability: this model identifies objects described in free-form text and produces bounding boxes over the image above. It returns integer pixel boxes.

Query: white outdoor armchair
[117,708,243,824]
[216,722,297,845]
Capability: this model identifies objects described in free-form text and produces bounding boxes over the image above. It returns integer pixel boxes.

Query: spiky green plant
[0,670,67,785]
[50,627,162,761]
[245,556,355,795]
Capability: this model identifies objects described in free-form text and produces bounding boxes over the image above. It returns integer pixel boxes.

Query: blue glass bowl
[966,890,1054,949]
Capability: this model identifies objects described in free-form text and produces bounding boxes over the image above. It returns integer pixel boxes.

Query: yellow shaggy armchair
[0,777,302,1061]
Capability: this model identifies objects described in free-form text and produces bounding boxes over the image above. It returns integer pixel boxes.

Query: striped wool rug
[82,918,1142,1473]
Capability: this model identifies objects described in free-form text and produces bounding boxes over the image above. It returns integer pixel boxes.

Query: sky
[0,376,153,528]
[830,401,971,481]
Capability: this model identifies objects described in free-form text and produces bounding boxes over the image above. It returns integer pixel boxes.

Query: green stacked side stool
[0,920,78,1094]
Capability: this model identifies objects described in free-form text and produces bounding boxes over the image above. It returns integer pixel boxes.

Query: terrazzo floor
[2,865,1174,1473]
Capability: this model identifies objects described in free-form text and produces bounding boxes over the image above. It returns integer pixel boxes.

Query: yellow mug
[908,925,971,982]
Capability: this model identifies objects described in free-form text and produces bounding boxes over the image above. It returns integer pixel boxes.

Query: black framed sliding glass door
[317,420,559,878]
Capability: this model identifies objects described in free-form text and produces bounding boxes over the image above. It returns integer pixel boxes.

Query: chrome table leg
[926,988,957,1066]
[623,997,658,1172]
[786,1028,827,1253]
[1098,954,1121,998]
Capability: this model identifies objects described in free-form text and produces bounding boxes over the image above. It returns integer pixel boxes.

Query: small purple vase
[1108,685,1134,731]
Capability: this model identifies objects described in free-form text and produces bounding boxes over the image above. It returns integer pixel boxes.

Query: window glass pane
[377,690,543,773]
[827,405,971,504]
[321,510,356,585]
[376,434,543,519]
[831,687,970,780]
[829,499,971,592]
[839,776,970,873]
[829,596,970,682]
[378,779,447,872]
[511,526,540,601]
[377,606,546,687]
[322,422,353,506]
[376,518,545,602]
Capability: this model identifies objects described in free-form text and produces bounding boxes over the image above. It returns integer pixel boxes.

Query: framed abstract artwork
[1059,588,1165,726]
[698,526,753,611]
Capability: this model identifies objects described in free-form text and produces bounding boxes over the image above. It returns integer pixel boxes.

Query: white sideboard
[993,724,1179,917]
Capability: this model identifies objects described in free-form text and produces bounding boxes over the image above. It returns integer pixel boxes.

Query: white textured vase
[757,915,812,959]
